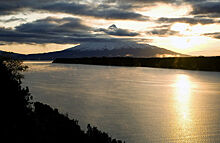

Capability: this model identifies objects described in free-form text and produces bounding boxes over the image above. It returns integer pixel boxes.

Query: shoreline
[53,56,220,72]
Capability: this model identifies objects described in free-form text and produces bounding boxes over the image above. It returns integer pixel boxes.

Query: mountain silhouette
[0,41,187,60]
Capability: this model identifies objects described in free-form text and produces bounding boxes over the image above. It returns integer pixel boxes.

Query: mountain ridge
[0,41,188,60]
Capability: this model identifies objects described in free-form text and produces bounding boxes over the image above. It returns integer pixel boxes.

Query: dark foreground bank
[53,57,220,72]
[1,57,124,143]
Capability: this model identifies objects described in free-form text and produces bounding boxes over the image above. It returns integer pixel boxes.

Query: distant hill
[0,41,187,60]
[53,57,220,72]
[0,50,24,58]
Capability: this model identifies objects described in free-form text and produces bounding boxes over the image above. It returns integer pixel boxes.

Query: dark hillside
[0,57,124,143]
[53,57,220,72]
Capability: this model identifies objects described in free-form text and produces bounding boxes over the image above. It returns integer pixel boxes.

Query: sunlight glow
[172,74,197,139]
[175,74,191,104]
[171,23,190,35]
[169,36,207,50]
[140,3,192,18]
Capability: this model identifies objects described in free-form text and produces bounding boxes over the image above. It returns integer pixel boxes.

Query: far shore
[53,56,220,72]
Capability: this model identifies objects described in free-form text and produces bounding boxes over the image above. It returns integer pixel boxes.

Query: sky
[0,0,220,56]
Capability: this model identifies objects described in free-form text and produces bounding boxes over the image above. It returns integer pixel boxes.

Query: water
[23,61,220,143]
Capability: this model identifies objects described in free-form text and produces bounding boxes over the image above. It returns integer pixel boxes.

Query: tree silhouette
[0,57,124,143]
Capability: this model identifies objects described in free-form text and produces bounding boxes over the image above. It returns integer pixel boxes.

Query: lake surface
[23,61,220,143]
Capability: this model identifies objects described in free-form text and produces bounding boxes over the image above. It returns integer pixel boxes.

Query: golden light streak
[0,43,79,54]
[173,74,192,137]
[175,75,191,104]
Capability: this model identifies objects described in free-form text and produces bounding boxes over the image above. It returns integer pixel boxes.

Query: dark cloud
[0,0,215,20]
[203,32,220,39]
[190,2,220,18]
[0,26,120,44]
[0,27,50,44]
[0,2,21,15]
[116,0,177,3]
[104,0,208,3]
[0,1,147,21]
[0,17,99,44]
[158,17,215,25]
[194,13,220,18]
[98,9,147,20]
[16,17,91,34]
[96,24,139,36]
[1,0,219,45]
[39,2,148,21]
[0,0,59,15]
[146,23,179,37]
[191,2,220,16]
[146,28,179,37]
[0,17,137,44]
[183,0,208,4]
[152,24,171,29]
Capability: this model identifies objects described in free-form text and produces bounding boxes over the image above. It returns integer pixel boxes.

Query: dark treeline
[1,57,124,143]
[53,56,220,72]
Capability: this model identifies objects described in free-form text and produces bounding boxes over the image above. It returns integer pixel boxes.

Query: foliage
[0,57,124,143]
[3,58,28,81]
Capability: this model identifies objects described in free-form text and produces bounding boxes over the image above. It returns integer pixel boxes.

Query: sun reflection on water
[176,75,191,104]
[174,74,193,139]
